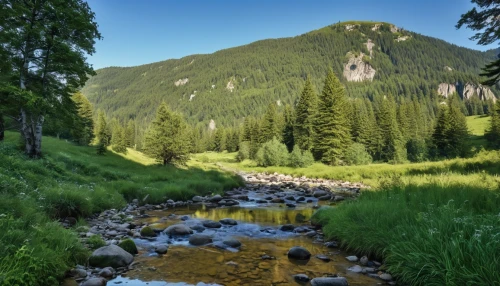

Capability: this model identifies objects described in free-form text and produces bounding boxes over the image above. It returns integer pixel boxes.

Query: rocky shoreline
[63,172,393,286]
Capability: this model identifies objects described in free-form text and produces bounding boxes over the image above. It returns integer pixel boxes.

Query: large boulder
[164,224,193,236]
[287,246,311,260]
[310,277,349,286]
[89,245,134,268]
[81,278,107,286]
[219,218,238,225]
[223,238,242,248]
[189,234,213,246]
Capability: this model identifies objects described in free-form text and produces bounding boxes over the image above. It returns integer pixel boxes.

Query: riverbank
[0,132,242,284]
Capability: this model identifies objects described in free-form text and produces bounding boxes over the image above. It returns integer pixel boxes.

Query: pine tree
[71,92,94,145]
[125,119,136,148]
[485,100,500,148]
[282,104,294,152]
[446,94,469,157]
[378,95,405,162]
[432,104,450,158]
[94,109,110,146]
[312,69,351,165]
[294,77,318,151]
[112,124,127,154]
[214,127,226,152]
[260,103,280,143]
[143,102,189,165]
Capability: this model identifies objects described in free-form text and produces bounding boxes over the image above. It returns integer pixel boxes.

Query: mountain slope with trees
[82,21,498,130]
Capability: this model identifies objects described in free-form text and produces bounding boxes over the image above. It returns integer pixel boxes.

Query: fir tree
[378,95,405,162]
[260,103,280,143]
[143,102,189,165]
[282,104,295,152]
[312,69,351,165]
[94,109,110,146]
[71,92,94,146]
[214,127,226,152]
[112,125,127,154]
[485,100,500,148]
[294,77,318,151]
[432,104,450,158]
[446,94,469,157]
[125,119,136,148]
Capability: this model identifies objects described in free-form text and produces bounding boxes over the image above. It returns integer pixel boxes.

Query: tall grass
[0,131,243,284]
[312,182,500,285]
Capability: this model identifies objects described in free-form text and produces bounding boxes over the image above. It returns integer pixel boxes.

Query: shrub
[288,145,314,168]
[236,141,250,162]
[43,187,93,218]
[96,141,106,155]
[118,239,138,255]
[255,138,289,167]
[87,235,106,250]
[344,143,372,165]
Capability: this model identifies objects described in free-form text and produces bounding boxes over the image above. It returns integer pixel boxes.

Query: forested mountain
[82,21,498,128]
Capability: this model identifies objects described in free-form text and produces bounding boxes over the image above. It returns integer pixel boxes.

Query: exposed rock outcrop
[371,24,381,31]
[396,35,410,42]
[343,52,376,82]
[365,39,374,57]
[444,66,453,72]
[174,78,188,86]
[390,25,400,33]
[345,24,356,31]
[437,82,497,102]
[226,78,235,92]
[208,119,216,131]
[189,94,195,101]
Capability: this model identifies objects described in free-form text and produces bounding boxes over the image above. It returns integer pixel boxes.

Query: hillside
[82,21,498,127]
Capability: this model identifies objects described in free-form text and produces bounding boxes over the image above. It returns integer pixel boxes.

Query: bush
[236,141,250,162]
[255,138,289,167]
[87,235,106,250]
[288,145,314,168]
[344,143,372,165]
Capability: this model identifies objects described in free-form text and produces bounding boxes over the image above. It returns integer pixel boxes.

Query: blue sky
[86,0,497,69]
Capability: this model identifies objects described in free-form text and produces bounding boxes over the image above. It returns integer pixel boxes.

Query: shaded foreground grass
[312,183,500,285]
[0,131,242,284]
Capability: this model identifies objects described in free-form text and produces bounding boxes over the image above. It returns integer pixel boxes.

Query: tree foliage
[143,102,189,165]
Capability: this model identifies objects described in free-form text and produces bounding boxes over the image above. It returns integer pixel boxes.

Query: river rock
[379,273,393,281]
[192,196,204,202]
[89,245,134,268]
[164,224,193,235]
[315,254,331,262]
[154,244,169,254]
[359,255,368,266]
[346,255,358,262]
[310,277,348,286]
[98,267,115,278]
[81,278,107,286]
[286,203,296,208]
[271,198,285,203]
[280,224,295,232]
[294,274,310,282]
[202,220,222,228]
[208,194,223,202]
[348,265,363,273]
[318,194,332,201]
[287,246,311,260]
[219,218,237,225]
[190,224,206,232]
[313,190,328,198]
[223,238,241,248]
[324,241,338,248]
[189,234,213,246]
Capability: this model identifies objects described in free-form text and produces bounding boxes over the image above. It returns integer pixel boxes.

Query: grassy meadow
[0,131,242,284]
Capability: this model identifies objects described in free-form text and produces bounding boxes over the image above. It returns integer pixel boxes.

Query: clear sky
[86,0,497,70]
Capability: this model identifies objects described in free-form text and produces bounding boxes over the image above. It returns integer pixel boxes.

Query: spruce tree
[214,127,226,152]
[446,94,469,157]
[485,100,500,148]
[282,104,295,152]
[112,125,127,154]
[260,103,280,143]
[71,92,94,145]
[143,102,189,165]
[125,119,136,148]
[432,104,450,158]
[312,69,351,165]
[378,95,405,162]
[294,77,318,151]
[94,109,110,146]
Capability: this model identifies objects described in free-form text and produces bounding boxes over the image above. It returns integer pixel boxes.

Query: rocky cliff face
[343,52,376,82]
[437,82,497,102]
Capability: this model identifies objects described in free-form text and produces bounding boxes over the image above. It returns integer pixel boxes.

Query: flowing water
[109,199,381,286]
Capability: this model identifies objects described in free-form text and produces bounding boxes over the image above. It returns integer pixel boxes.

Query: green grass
[0,131,243,284]
[312,183,500,285]
[467,115,490,136]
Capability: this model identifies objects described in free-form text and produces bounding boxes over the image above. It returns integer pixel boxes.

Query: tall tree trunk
[21,108,44,157]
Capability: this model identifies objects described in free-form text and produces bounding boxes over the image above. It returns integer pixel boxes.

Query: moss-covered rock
[87,234,106,250]
[118,238,138,255]
[140,226,156,237]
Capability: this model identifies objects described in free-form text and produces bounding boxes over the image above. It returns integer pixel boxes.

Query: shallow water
[110,203,380,286]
